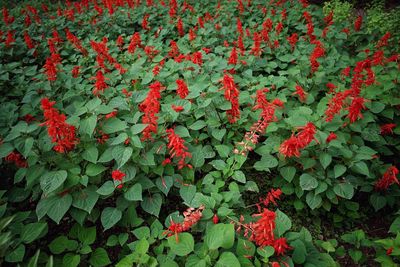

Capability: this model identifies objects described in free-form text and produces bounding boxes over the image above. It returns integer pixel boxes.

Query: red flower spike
[375,166,399,191]
[166,128,192,169]
[326,132,337,143]
[221,74,240,123]
[40,98,79,153]
[176,79,189,99]
[380,123,396,135]
[213,214,219,224]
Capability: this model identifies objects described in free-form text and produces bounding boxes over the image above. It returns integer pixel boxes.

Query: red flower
[387,247,394,255]
[139,81,164,140]
[213,214,219,224]
[354,16,362,32]
[128,32,142,54]
[325,91,346,122]
[250,32,262,56]
[177,17,184,37]
[247,209,276,247]
[162,158,171,166]
[228,47,238,65]
[111,170,125,188]
[23,31,35,50]
[65,28,88,56]
[5,151,28,168]
[71,66,80,78]
[105,111,118,119]
[326,132,337,143]
[40,98,79,153]
[142,14,150,30]
[273,238,291,256]
[176,79,189,99]
[279,135,301,158]
[5,30,15,47]
[172,105,184,112]
[347,97,366,123]
[221,74,240,123]
[287,33,298,51]
[116,35,124,48]
[92,70,109,96]
[164,206,205,241]
[260,189,282,208]
[375,166,399,191]
[166,128,192,169]
[380,123,396,135]
[376,32,391,49]
[326,83,336,93]
[294,84,307,102]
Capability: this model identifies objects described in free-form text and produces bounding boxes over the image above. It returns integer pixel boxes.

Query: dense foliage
[0,0,399,266]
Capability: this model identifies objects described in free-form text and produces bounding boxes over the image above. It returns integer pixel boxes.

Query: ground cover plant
[0,0,399,266]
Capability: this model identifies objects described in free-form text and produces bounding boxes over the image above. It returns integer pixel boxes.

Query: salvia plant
[0,0,399,266]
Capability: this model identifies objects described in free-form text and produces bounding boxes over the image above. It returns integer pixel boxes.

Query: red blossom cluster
[354,16,362,32]
[164,205,205,241]
[139,81,164,140]
[380,123,396,135]
[165,128,192,169]
[294,84,307,102]
[375,166,399,191]
[90,39,126,74]
[309,40,325,73]
[40,98,79,153]
[250,32,262,56]
[176,79,189,99]
[5,151,28,168]
[92,70,109,95]
[326,132,337,143]
[279,122,316,157]
[221,74,240,123]
[111,170,125,188]
[287,33,298,51]
[65,28,88,56]
[128,32,142,54]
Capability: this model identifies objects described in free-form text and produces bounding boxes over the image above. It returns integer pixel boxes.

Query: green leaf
[72,187,99,214]
[97,181,115,195]
[232,170,246,183]
[124,183,142,201]
[49,236,78,254]
[306,191,322,210]
[299,174,318,191]
[77,226,96,245]
[254,155,278,171]
[62,254,80,267]
[280,166,296,182]
[167,233,194,256]
[205,223,235,250]
[352,161,369,176]
[179,185,196,204]
[131,124,148,134]
[82,146,98,163]
[21,223,47,244]
[141,194,162,217]
[189,120,206,130]
[86,163,107,177]
[102,118,127,134]
[37,195,72,224]
[112,146,133,168]
[6,244,25,263]
[275,209,292,236]
[291,240,306,264]
[89,248,111,267]
[334,164,347,178]
[22,137,34,158]
[0,142,14,158]
[389,217,400,234]
[320,153,332,169]
[80,115,97,137]
[40,170,68,194]
[370,194,387,211]
[333,183,354,199]
[135,238,150,254]
[101,207,122,231]
[215,252,240,267]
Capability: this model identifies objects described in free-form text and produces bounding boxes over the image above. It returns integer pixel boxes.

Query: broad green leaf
[49,236,78,254]
[97,181,115,195]
[101,207,122,231]
[37,195,72,224]
[167,233,194,256]
[141,194,162,217]
[189,120,206,130]
[306,191,322,210]
[291,240,306,264]
[131,124,148,134]
[124,183,142,201]
[82,146,98,163]
[215,252,240,267]
[86,163,107,177]
[275,209,292,236]
[72,187,99,213]
[333,183,354,199]
[334,164,347,178]
[179,185,196,204]
[102,118,127,134]
[62,254,80,267]
[320,153,332,169]
[299,174,318,191]
[80,115,97,137]
[280,166,296,182]
[21,223,47,244]
[89,248,111,267]
[112,146,133,168]
[40,170,67,194]
[205,224,235,250]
